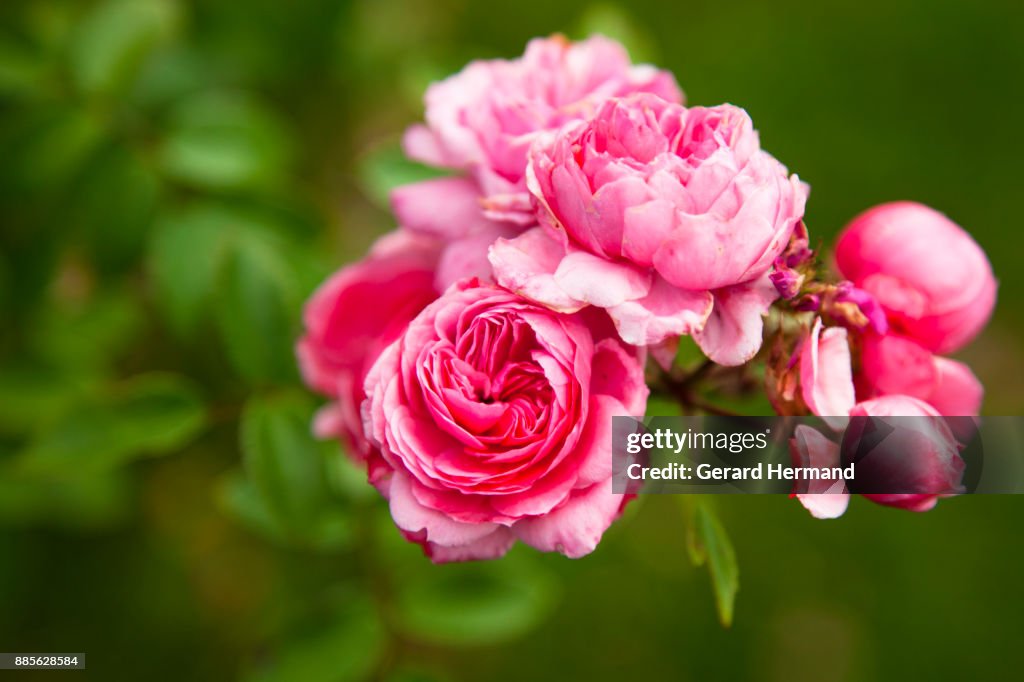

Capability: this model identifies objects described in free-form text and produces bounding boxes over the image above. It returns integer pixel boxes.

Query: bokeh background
[2,0,1023,680]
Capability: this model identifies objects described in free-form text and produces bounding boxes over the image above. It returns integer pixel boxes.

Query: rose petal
[391,177,489,238]
[693,273,779,366]
[790,425,849,519]
[512,478,623,558]
[488,227,585,312]
[800,318,856,430]
[606,275,713,346]
[552,250,652,308]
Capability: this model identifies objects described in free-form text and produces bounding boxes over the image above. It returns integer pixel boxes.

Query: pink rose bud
[362,280,648,562]
[402,35,681,217]
[491,94,808,364]
[296,230,441,475]
[841,395,965,512]
[835,201,997,354]
[858,332,983,417]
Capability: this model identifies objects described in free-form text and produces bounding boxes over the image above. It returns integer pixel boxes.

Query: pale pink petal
[552,250,652,308]
[927,357,983,416]
[790,425,849,519]
[693,273,778,366]
[424,527,516,563]
[436,223,518,289]
[800,318,856,430]
[388,471,499,547]
[488,227,584,312]
[512,478,623,558]
[606,275,713,346]
[312,403,344,439]
[402,124,449,166]
[390,176,488,238]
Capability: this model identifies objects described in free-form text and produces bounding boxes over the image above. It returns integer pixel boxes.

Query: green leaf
[685,498,739,627]
[70,0,180,95]
[159,92,293,192]
[215,232,300,383]
[31,289,145,371]
[129,47,209,110]
[0,363,92,436]
[234,390,352,549]
[246,593,384,682]
[0,37,49,98]
[71,144,160,273]
[0,468,131,529]
[16,373,206,475]
[218,472,352,552]
[0,106,105,192]
[394,552,558,646]
[357,139,447,208]
[148,204,236,338]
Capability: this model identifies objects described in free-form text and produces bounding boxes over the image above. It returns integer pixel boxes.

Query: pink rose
[402,35,681,215]
[843,395,965,512]
[858,332,983,417]
[789,395,964,518]
[362,280,648,561]
[491,94,808,363]
[390,176,520,289]
[297,230,441,474]
[835,201,997,354]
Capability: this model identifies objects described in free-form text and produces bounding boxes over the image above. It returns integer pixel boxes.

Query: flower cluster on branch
[297,36,996,561]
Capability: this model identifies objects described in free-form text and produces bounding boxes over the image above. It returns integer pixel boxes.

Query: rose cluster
[298,36,997,561]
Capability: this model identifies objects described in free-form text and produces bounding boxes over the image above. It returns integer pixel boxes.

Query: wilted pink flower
[297,230,441,477]
[362,280,648,562]
[491,94,808,363]
[402,35,682,221]
[835,201,996,354]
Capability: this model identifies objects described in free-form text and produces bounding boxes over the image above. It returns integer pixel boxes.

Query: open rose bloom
[299,36,998,561]
[363,281,647,561]
[491,94,807,363]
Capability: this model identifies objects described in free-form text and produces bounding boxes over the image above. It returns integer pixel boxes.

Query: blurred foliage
[0,0,1022,681]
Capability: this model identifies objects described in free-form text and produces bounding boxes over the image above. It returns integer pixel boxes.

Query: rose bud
[835,201,996,354]
[841,395,965,512]
[491,94,808,364]
[858,332,984,417]
[362,280,648,562]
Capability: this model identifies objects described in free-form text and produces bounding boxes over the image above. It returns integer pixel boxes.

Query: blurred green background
[1,0,1023,680]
